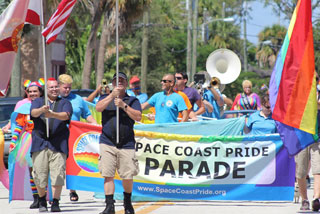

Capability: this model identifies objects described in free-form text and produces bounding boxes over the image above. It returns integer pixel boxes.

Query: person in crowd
[96,72,141,214]
[294,74,320,211]
[175,72,205,119]
[127,75,148,104]
[86,81,111,104]
[30,78,73,212]
[4,79,44,209]
[142,74,188,123]
[58,74,97,202]
[231,80,261,111]
[201,78,224,119]
[243,94,276,135]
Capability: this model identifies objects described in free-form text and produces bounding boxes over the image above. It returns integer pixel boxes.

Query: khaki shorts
[295,142,320,179]
[98,144,139,179]
[32,148,67,188]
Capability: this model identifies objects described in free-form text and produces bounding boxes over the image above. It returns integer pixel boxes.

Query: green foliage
[65,8,91,89]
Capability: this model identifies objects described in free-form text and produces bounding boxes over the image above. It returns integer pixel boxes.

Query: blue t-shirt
[147,91,187,123]
[30,97,73,155]
[127,89,148,104]
[64,93,91,121]
[202,88,223,119]
[246,111,277,135]
[99,93,141,149]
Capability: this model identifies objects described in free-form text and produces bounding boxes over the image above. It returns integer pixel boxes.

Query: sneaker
[51,198,61,212]
[300,199,310,210]
[312,199,320,212]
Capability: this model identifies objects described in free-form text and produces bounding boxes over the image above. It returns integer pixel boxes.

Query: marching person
[5,79,44,209]
[142,74,188,123]
[201,78,224,119]
[96,72,142,214]
[175,72,205,120]
[295,74,320,211]
[58,74,97,202]
[127,75,148,104]
[30,78,73,212]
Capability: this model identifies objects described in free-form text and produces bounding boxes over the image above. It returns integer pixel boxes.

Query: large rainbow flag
[269,0,318,156]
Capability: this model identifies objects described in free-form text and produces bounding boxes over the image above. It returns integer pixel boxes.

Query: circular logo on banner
[73,132,100,173]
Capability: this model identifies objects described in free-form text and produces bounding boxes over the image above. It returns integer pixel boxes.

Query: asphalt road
[0,180,316,214]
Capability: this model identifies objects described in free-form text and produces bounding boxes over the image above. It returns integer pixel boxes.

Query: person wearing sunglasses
[243,94,276,135]
[142,74,188,123]
[174,72,205,119]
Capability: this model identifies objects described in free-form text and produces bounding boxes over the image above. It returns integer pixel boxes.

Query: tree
[263,0,320,21]
[255,25,286,68]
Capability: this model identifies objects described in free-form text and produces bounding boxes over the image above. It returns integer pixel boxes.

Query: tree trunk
[141,7,149,93]
[81,0,107,89]
[96,10,113,85]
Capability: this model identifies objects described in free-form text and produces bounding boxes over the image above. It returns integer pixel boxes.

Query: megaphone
[206,49,241,84]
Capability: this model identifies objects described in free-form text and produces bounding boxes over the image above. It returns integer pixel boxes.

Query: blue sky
[245,1,289,44]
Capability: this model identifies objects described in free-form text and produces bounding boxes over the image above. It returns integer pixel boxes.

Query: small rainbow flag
[269,0,317,156]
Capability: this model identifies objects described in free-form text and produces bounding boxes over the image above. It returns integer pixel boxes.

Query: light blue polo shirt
[246,111,277,135]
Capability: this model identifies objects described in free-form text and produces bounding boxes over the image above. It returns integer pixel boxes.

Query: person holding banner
[58,74,97,202]
[294,74,320,212]
[96,72,142,214]
[142,74,188,123]
[243,94,276,135]
[127,75,148,104]
[30,78,73,212]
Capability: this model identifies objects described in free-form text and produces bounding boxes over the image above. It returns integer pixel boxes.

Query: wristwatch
[124,104,128,110]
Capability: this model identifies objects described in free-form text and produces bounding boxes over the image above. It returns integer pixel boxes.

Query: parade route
[0,179,316,214]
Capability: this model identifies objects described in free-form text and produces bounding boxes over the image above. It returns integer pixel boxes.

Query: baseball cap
[112,72,127,81]
[129,76,140,84]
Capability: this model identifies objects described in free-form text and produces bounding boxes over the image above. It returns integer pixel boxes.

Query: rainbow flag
[269,0,317,156]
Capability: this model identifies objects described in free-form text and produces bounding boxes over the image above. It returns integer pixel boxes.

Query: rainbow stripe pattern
[269,0,317,155]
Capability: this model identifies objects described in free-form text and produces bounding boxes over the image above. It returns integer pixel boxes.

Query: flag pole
[116,0,119,144]
[40,0,49,138]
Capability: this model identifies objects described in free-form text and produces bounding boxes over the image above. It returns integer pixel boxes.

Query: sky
[245,1,289,44]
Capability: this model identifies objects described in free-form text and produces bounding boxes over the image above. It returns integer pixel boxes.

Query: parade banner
[66,121,295,201]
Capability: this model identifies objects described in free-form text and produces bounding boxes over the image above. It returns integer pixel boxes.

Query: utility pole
[202,8,208,43]
[141,6,149,93]
[243,0,248,72]
[191,0,198,82]
[186,0,193,81]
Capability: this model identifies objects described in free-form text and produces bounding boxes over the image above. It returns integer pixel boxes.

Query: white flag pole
[116,0,119,144]
[40,0,49,138]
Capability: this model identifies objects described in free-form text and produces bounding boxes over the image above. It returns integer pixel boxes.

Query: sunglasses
[175,77,183,80]
[264,105,271,109]
[161,80,173,83]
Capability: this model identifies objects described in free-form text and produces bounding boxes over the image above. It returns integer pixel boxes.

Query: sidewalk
[0,180,316,214]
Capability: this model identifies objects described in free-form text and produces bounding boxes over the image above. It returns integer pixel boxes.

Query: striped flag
[42,0,76,44]
[0,0,30,96]
[26,0,41,25]
[269,0,318,156]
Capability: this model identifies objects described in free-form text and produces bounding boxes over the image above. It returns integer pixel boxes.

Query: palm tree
[256,24,286,68]
[81,0,151,89]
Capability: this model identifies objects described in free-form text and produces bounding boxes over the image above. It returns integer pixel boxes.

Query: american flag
[42,0,76,44]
